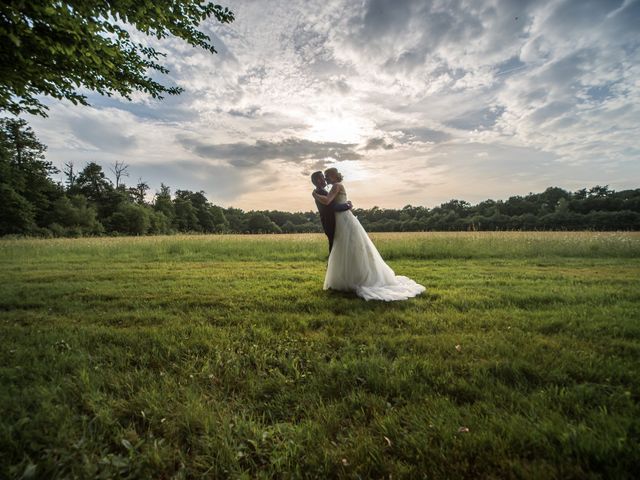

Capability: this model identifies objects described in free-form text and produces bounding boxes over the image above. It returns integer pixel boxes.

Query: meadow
[1,232,639,479]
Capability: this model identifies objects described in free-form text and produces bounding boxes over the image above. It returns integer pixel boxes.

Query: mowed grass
[1,232,639,479]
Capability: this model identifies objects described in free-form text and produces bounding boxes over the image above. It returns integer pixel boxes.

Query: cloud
[227,105,262,118]
[397,128,451,144]
[137,160,247,201]
[179,136,363,168]
[363,137,394,150]
[445,106,506,131]
[23,0,640,211]
[64,109,138,152]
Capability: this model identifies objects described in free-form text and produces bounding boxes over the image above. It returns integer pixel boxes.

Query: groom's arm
[332,201,352,212]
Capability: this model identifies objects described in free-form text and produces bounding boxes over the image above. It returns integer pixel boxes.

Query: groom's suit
[314,187,351,253]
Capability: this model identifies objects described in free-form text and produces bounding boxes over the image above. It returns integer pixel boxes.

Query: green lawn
[1,233,639,479]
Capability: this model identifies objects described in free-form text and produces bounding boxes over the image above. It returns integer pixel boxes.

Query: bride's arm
[312,184,341,205]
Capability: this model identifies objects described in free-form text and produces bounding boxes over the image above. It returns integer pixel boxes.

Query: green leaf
[22,463,37,479]
[7,33,21,46]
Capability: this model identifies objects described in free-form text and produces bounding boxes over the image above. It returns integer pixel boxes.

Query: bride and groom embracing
[311,168,425,302]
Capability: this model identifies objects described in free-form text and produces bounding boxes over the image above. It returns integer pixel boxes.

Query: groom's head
[311,171,326,188]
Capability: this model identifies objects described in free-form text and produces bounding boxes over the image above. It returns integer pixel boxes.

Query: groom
[311,171,352,253]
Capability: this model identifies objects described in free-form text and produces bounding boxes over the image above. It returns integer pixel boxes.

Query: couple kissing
[311,167,425,302]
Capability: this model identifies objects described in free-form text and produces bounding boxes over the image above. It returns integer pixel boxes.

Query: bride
[312,167,426,301]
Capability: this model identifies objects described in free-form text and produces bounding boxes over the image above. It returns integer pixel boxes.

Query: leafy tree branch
[0,1,234,116]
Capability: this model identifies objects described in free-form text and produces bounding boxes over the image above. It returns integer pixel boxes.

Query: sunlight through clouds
[26,0,640,211]
[305,114,373,144]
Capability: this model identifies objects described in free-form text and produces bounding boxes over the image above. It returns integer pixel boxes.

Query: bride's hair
[324,167,343,183]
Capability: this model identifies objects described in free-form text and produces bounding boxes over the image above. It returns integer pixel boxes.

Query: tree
[538,187,571,209]
[128,178,149,205]
[0,1,234,116]
[173,195,200,232]
[501,195,538,216]
[209,205,228,232]
[108,203,150,235]
[98,187,130,222]
[62,161,76,190]
[555,198,569,214]
[0,118,47,170]
[50,194,103,236]
[149,210,171,234]
[588,185,612,198]
[0,183,34,234]
[439,199,471,215]
[170,189,228,232]
[110,160,129,188]
[190,191,217,231]
[75,162,112,204]
[0,118,61,224]
[281,220,297,233]
[224,207,247,232]
[619,189,640,213]
[153,183,174,221]
[247,213,281,234]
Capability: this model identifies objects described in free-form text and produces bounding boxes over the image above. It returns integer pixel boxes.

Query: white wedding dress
[324,184,426,301]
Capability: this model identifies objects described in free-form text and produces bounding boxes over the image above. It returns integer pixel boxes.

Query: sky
[26,0,640,211]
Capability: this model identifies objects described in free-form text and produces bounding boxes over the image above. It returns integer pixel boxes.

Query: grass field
[1,232,639,479]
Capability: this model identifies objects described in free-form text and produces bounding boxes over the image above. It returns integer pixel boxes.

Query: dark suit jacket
[314,188,350,252]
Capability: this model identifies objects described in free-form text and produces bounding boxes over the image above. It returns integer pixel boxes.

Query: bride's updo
[324,167,343,183]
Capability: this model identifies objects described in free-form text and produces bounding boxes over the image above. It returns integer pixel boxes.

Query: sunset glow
[25,0,640,211]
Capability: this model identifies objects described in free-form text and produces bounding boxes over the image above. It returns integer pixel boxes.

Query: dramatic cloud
[179,136,363,168]
[24,0,640,210]
[363,137,394,150]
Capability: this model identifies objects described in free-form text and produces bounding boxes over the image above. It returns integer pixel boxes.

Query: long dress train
[324,185,426,301]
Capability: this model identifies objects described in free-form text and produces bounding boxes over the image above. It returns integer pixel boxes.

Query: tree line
[1,118,639,237]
